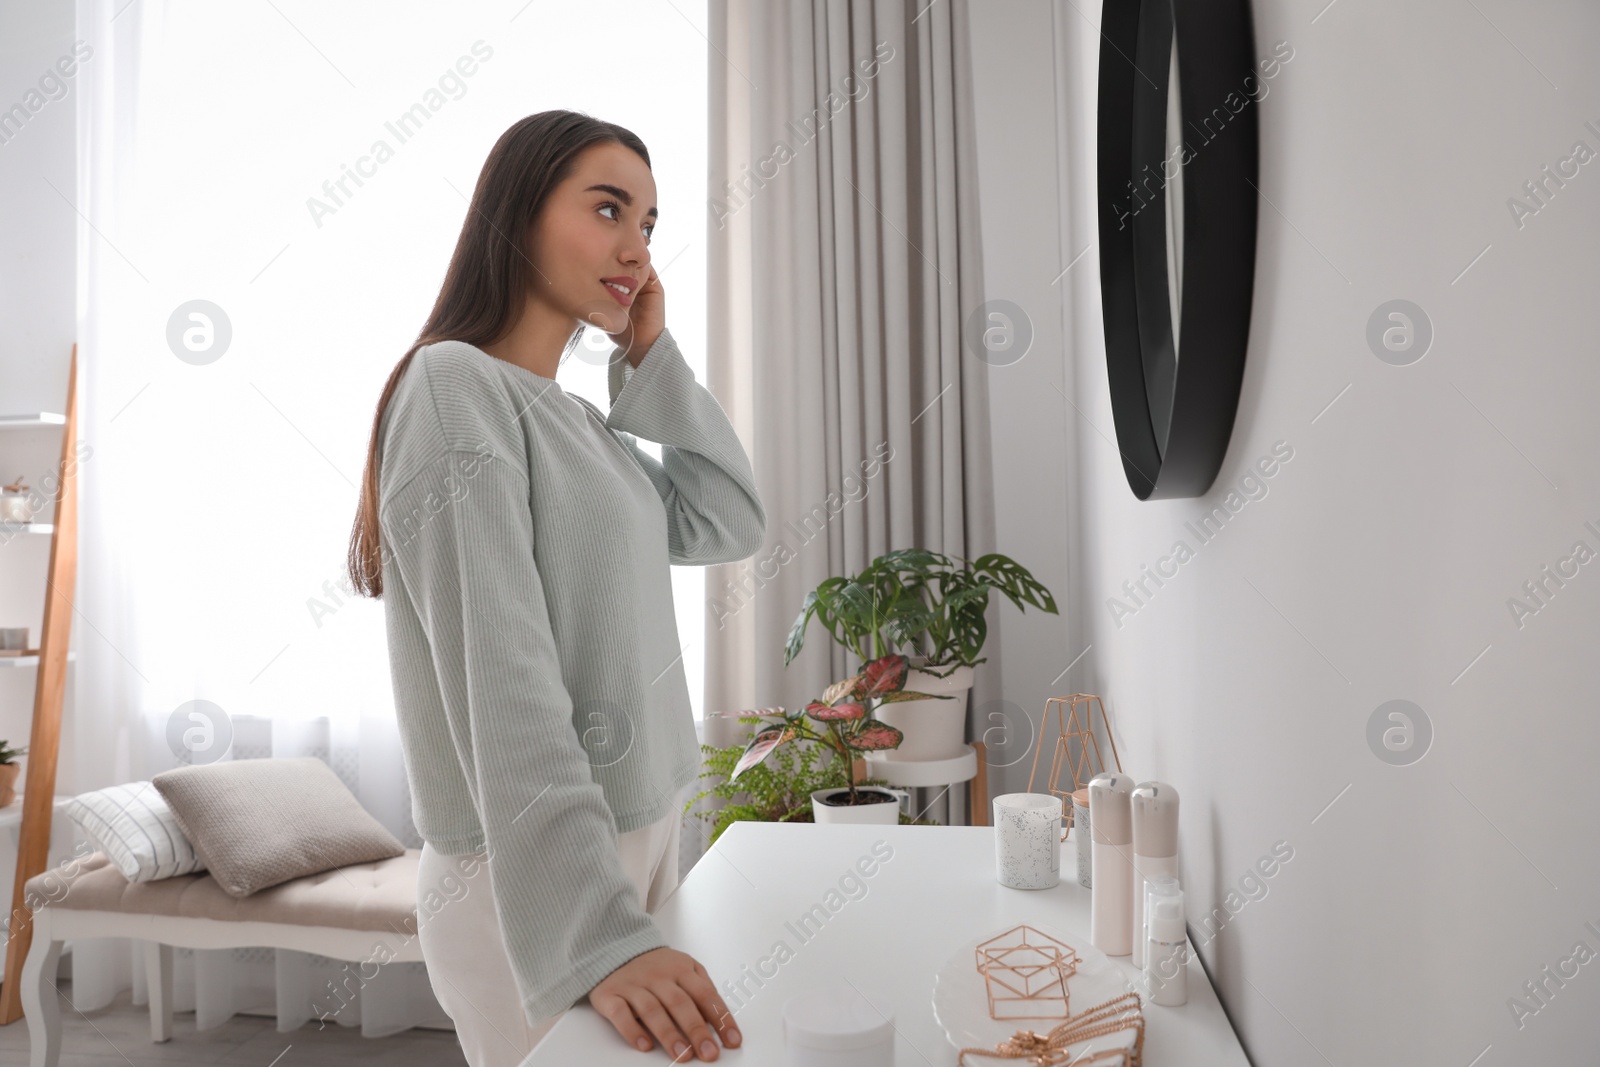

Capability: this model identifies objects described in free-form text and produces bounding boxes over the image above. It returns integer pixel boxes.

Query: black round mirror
[1096,0,1259,499]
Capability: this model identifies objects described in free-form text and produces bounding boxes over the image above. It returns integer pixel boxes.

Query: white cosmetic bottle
[1087,772,1136,956]
[1143,880,1189,1006]
[1130,781,1179,968]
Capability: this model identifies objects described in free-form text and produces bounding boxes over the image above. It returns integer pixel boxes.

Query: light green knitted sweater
[376,327,765,1022]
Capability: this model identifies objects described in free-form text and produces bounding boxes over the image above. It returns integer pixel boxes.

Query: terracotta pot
[874,661,974,761]
[0,762,20,808]
[810,786,907,825]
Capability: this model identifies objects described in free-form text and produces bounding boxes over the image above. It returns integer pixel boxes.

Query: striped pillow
[64,781,205,882]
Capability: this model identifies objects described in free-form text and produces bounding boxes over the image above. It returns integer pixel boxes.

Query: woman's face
[528,140,656,338]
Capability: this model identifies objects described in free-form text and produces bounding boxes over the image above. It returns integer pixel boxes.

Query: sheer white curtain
[68,0,708,1035]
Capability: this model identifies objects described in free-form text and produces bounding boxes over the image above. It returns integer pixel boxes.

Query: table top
[524,823,1249,1066]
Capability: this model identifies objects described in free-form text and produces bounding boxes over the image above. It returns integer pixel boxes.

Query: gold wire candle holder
[974,924,1081,1021]
[1025,694,1123,833]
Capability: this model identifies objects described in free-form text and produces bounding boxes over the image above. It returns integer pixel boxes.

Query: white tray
[931,922,1139,1059]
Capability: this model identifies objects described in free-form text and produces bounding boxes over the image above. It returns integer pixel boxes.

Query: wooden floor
[0,981,468,1066]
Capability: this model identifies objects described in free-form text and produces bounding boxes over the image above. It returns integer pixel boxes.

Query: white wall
[0,0,77,409]
[970,0,1600,1062]
[0,8,80,756]
[0,0,82,926]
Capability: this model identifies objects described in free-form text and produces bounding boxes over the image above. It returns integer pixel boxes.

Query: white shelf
[0,413,66,428]
[0,652,77,669]
[0,523,52,536]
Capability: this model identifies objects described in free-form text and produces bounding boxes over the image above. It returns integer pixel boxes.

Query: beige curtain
[702,0,1000,751]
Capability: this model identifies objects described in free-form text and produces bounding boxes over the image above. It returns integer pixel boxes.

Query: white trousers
[416,806,683,1067]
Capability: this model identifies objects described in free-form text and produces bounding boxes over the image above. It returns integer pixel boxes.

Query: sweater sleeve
[381,445,668,1023]
[605,327,767,566]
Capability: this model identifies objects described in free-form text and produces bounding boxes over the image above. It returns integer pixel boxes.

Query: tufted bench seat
[21,849,425,1067]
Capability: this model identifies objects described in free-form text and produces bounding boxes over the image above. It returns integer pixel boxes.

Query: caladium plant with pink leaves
[730,652,953,807]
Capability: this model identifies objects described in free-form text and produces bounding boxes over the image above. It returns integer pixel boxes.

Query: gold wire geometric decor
[1025,693,1123,830]
[974,924,1081,1021]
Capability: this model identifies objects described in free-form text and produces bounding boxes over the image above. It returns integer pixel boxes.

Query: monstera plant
[786,549,1057,677]
[785,549,1057,761]
[731,652,952,811]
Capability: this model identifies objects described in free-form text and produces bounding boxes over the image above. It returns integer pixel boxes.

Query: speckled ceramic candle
[992,793,1062,889]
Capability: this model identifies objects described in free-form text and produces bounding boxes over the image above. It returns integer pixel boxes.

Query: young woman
[346,110,763,1065]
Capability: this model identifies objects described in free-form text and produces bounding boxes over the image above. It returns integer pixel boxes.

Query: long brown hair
[346,110,651,598]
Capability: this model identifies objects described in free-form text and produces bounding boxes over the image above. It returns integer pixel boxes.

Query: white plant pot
[874,662,973,761]
[810,787,906,825]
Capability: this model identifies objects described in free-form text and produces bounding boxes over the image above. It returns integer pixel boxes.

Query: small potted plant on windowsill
[727,653,951,825]
[0,740,27,808]
[786,549,1056,761]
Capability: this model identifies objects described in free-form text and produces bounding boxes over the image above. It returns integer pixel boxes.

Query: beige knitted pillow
[152,756,404,898]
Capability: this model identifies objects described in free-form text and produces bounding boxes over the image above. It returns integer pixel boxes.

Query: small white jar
[783,986,895,1067]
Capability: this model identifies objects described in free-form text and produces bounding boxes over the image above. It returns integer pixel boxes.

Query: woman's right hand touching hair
[589,947,742,1061]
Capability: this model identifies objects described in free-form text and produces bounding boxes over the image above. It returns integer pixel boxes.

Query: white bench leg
[143,941,173,1042]
[21,913,63,1067]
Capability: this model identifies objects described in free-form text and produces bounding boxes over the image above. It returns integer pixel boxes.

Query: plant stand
[861,741,988,827]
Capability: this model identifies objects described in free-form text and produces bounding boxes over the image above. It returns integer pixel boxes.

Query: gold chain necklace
[957,991,1145,1067]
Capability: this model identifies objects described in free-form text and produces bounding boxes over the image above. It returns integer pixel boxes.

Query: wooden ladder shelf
[0,345,80,1022]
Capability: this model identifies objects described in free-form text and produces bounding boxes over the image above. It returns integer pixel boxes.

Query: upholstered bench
[21,848,424,1067]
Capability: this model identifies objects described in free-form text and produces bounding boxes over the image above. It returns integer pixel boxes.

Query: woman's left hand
[612,264,664,367]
